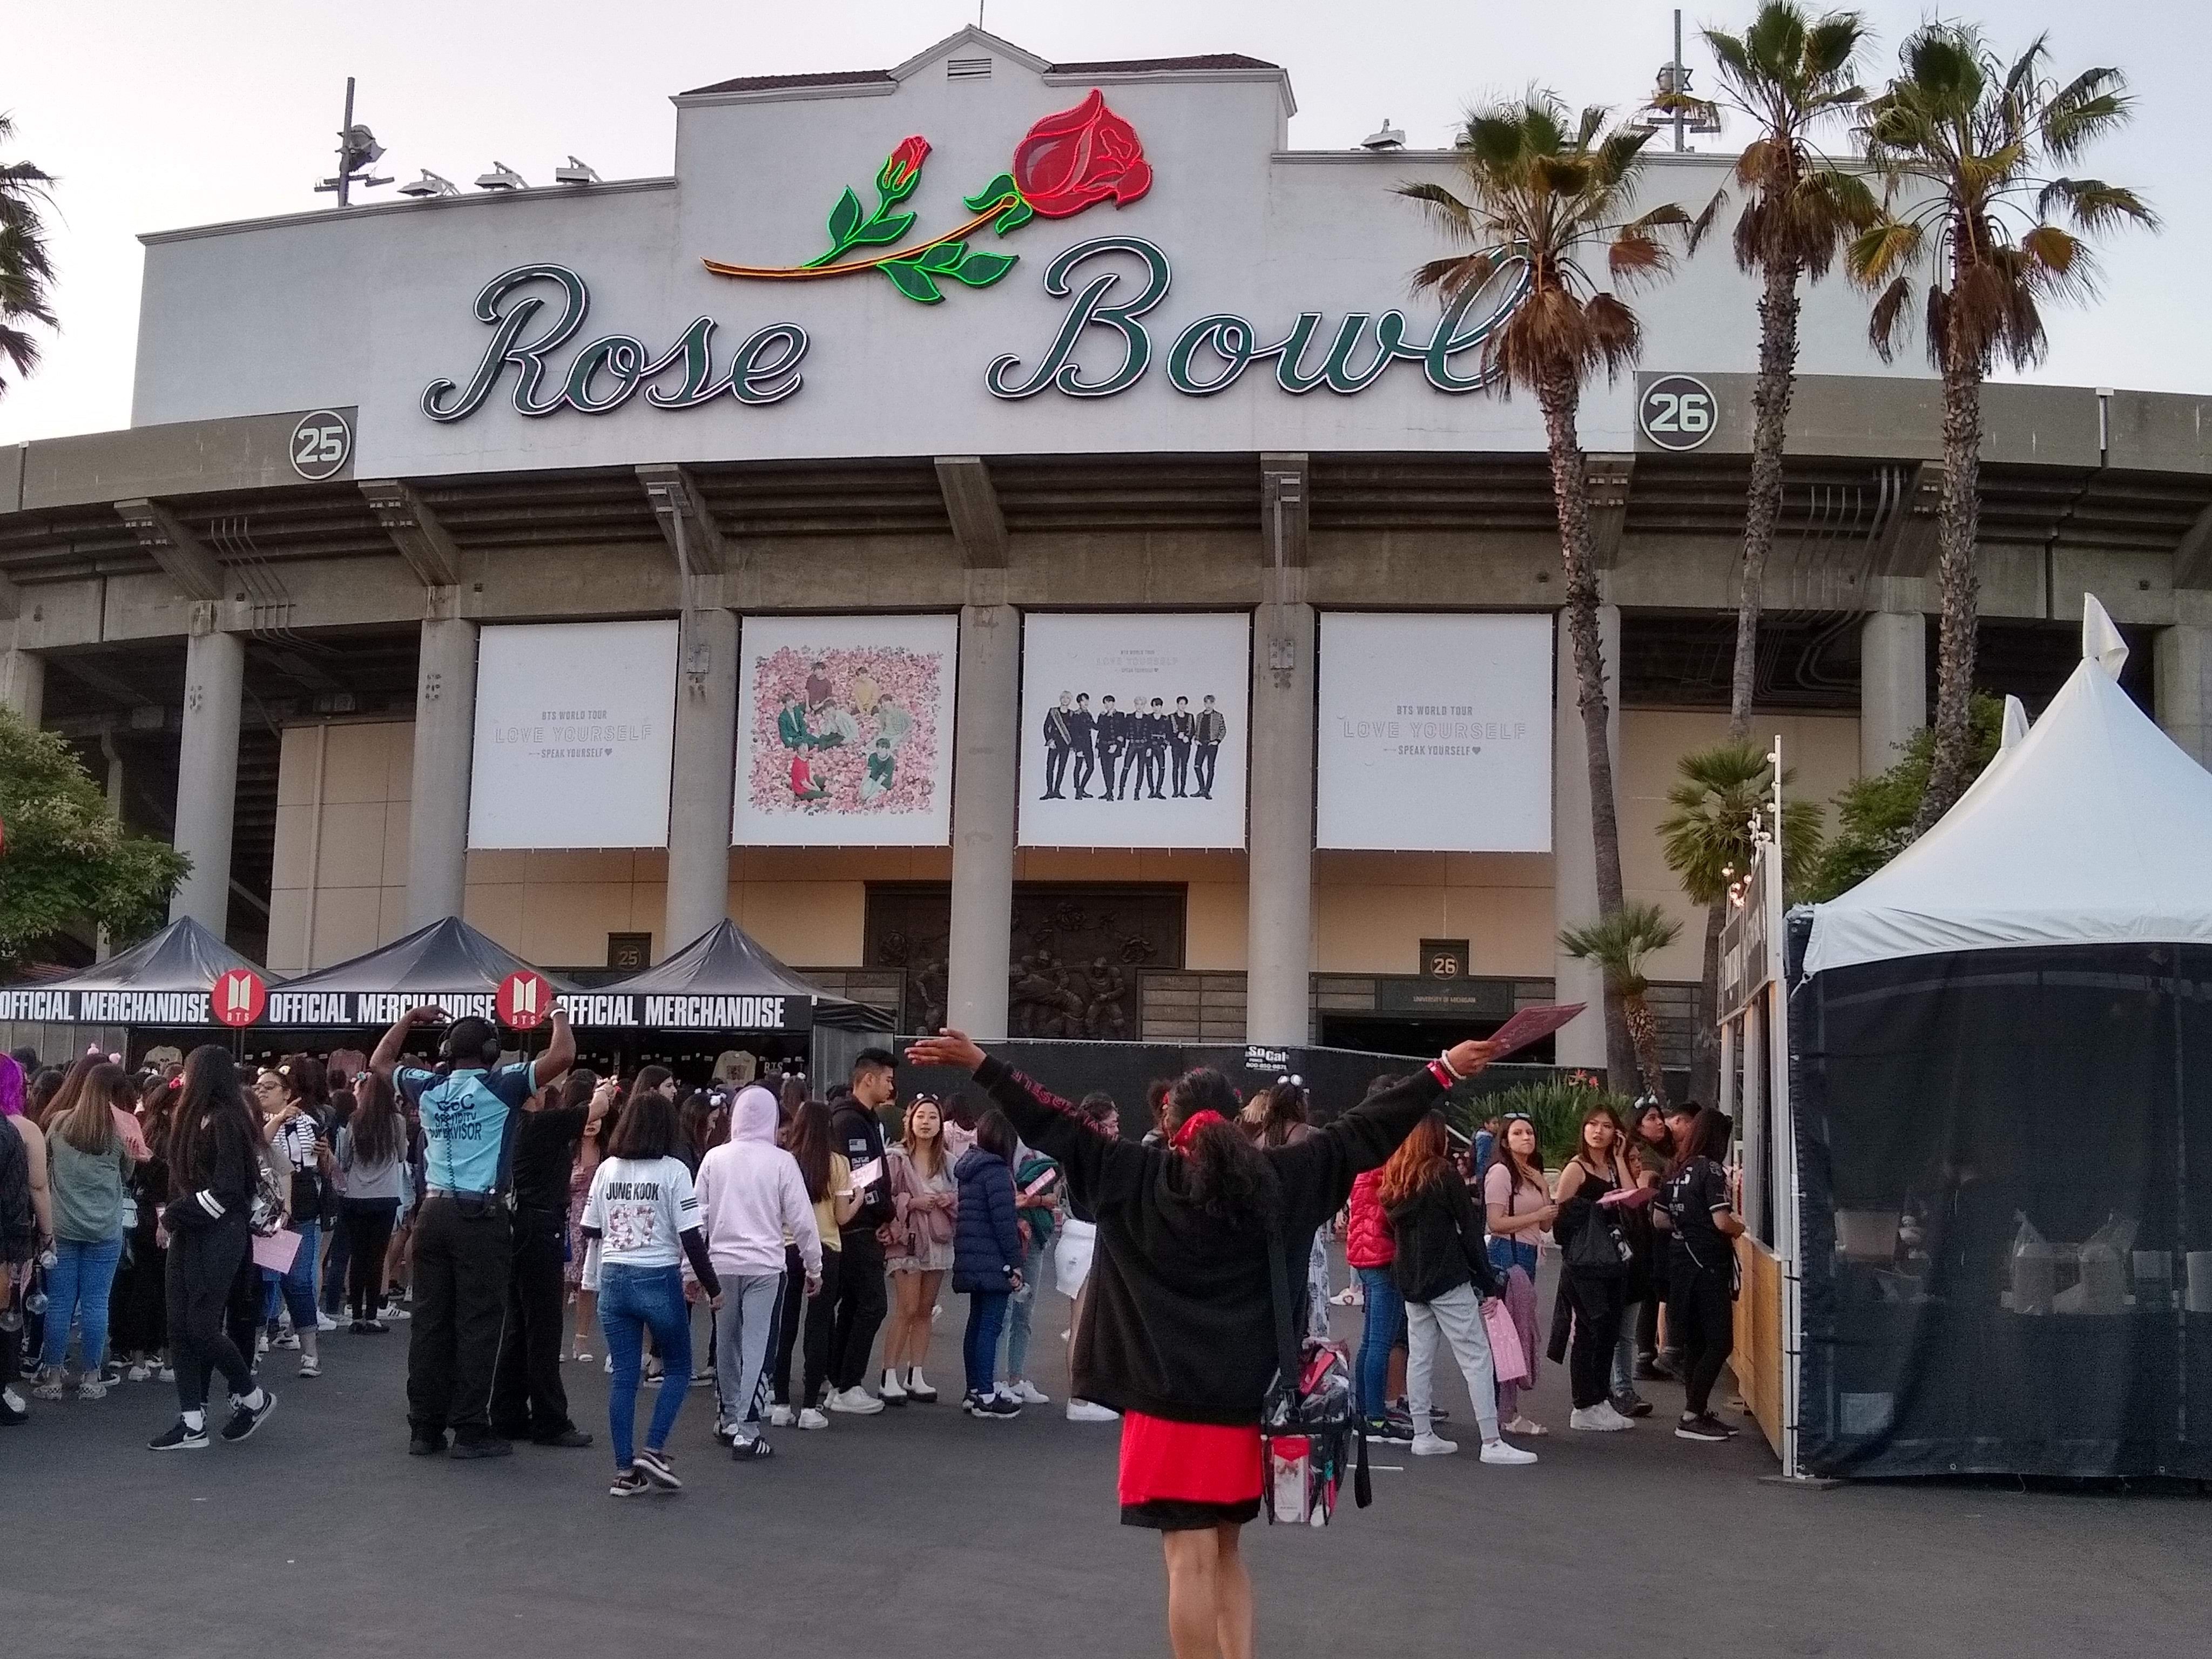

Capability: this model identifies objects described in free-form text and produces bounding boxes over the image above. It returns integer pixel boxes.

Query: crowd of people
[1,1014,1748,1645]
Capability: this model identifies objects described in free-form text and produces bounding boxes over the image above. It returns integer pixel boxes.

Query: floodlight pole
[1671,11,1687,153]
[336,77,358,207]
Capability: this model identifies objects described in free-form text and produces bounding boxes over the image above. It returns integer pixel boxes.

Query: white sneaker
[126,1361,152,1383]
[1481,1439,1540,1465]
[827,1386,884,1416]
[1411,1432,1459,1456]
[768,1404,795,1428]
[797,1407,830,1431]
[1009,1379,1051,1406]
[1066,1399,1121,1423]
[1598,1402,1637,1429]
[1570,1405,1634,1432]
[315,1312,339,1332]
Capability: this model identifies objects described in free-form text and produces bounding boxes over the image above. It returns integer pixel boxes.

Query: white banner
[733,613,957,846]
[468,620,678,849]
[1316,612,1552,852]
[1019,613,1249,850]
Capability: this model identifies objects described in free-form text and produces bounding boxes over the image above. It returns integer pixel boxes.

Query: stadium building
[3,26,2207,1068]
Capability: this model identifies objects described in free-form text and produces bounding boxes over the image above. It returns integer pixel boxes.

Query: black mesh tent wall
[1790,934,2211,1479]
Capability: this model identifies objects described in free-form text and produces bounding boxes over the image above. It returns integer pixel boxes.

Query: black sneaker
[220,1391,276,1443]
[1612,1389,1654,1419]
[1636,1355,1673,1381]
[633,1446,682,1488]
[1364,1415,1414,1443]
[609,1468,651,1499]
[1675,1413,1733,1442]
[150,1418,209,1451]
[533,1426,594,1448]
[964,1391,1021,1419]
[408,1433,448,1456]
[729,1434,774,1461]
[448,1434,514,1460]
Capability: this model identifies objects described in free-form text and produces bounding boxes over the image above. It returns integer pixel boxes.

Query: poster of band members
[469,619,678,849]
[733,613,956,846]
[1019,612,1249,850]
[1315,611,1553,852]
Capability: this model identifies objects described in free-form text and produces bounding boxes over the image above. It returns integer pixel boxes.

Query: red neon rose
[1011,90,1151,218]
[884,134,929,191]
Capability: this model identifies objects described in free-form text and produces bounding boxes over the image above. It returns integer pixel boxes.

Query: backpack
[0,1117,33,1262]
[1259,1223,1370,1527]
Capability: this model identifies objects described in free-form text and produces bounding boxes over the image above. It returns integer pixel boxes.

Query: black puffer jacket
[164,1109,258,1233]
[973,1056,1444,1426]
[1384,1165,1502,1304]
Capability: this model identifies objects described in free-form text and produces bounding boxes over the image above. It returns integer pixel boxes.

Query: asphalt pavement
[5,1257,2207,1659]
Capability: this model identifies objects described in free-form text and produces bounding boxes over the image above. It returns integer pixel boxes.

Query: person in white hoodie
[695,1085,821,1460]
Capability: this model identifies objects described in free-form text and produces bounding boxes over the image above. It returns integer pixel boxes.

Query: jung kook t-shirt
[395,1061,537,1196]
[584,1156,700,1269]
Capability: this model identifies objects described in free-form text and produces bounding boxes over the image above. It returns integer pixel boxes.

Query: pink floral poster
[733,614,957,846]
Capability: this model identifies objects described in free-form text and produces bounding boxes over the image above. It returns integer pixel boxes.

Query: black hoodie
[1384,1165,1502,1304]
[973,1056,1442,1426]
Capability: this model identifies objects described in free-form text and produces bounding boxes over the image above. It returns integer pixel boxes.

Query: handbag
[1260,1222,1368,1527]
[1564,1169,1634,1279]
[1483,1293,1529,1385]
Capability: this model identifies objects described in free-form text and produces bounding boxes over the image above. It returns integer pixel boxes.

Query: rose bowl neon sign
[420,91,1532,420]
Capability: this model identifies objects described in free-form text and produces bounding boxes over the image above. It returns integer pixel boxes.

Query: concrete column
[1859,610,1927,777]
[2155,624,2212,768]
[1246,601,1316,1048]
[664,606,739,953]
[170,621,245,931]
[947,603,1019,1039]
[406,615,478,929]
[1,644,42,726]
[1553,603,1620,1071]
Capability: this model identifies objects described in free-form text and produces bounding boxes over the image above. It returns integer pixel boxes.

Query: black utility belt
[426,1188,511,1217]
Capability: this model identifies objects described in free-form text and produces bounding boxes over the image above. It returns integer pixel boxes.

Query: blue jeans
[261,1218,319,1330]
[599,1262,692,1469]
[1356,1265,1405,1420]
[40,1234,124,1374]
[963,1290,1009,1398]
[999,1237,1047,1384]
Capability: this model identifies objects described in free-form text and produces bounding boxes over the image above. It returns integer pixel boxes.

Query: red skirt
[1118,1411,1264,1530]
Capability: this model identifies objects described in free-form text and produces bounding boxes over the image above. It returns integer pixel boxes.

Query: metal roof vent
[947,57,992,80]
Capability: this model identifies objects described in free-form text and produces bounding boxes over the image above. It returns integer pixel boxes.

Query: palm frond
[2036,176,2158,235]
[1560,902,1683,996]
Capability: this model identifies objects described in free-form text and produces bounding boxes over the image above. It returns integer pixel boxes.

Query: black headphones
[436,1020,502,1069]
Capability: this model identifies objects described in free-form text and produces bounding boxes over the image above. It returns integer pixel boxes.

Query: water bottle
[38,1246,58,1271]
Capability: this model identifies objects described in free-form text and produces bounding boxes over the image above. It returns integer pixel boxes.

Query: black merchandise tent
[1790,601,2212,1479]
[595,919,893,1087]
[0,916,280,1064]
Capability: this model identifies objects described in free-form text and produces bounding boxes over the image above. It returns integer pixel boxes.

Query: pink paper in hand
[1482,1003,1588,1061]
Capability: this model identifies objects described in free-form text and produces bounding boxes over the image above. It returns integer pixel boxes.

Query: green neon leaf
[878,258,945,304]
[916,241,968,273]
[944,249,1017,287]
[826,187,863,248]
[992,197,1033,234]
[963,172,1020,212]
[847,211,916,248]
[876,165,919,205]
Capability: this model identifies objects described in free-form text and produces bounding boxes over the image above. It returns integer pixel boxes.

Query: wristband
[1427,1060,1458,1089]
[1435,1049,1469,1081]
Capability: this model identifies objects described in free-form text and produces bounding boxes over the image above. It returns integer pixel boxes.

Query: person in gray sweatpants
[694,1084,821,1460]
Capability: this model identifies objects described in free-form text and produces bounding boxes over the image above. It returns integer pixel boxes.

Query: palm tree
[1849,27,2154,833]
[1559,902,1682,1105]
[1399,93,1690,1089]
[1701,4,1875,739]
[0,113,58,396]
[1661,743,1825,1090]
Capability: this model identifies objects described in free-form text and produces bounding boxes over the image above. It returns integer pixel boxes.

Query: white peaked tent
[1804,595,2212,976]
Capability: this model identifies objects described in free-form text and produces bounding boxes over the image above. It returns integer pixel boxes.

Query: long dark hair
[36,1054,99,1129]
[166,1046,258,1189]
[609,1087,679,1162]
[349,1070,404,1166]
[974,1107,1017,1165]
[1495,1114,1546,1191]
[786,1100,834,1203]
[1669,1105,1731,1176]
[1163,1068,1278,1228]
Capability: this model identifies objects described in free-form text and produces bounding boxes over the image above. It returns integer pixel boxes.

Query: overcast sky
[2,0,2201,444]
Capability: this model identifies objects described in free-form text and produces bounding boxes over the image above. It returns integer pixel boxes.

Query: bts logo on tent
[497,969,555,1030]
[212,969,267,1028]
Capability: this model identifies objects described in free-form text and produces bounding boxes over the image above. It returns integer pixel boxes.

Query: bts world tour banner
[468,621,679,849]
[1019,612,1249,850]
[1316,612,1553,852]
[733,613,956,846]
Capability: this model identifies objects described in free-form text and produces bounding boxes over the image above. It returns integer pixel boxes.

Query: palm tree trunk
[1537,369,1634,1091]
[1690,893,1726,1103]
[1912,318,1985,835]
[1730,255,1802,740]
[1622,992,1669,1106]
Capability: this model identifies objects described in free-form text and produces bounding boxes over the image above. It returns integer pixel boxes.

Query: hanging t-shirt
[1661,1155,1733,1274]
[395,1062,537,1196]
[584,1155,700,1270]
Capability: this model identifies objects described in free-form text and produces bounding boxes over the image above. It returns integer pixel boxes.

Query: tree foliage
[1801,694,2005,902]
[1659,739,1825,905]
[0,709,188,965]
[0,111,58,395]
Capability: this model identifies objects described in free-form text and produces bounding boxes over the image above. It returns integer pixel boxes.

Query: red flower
[884,134,930,190]
[1011,90,1151,218]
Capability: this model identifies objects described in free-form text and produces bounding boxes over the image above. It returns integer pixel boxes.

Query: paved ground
[6,1257,2207,1659]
